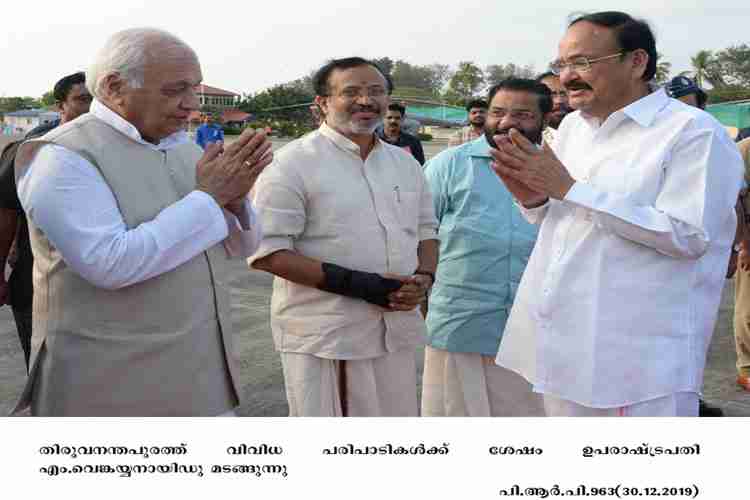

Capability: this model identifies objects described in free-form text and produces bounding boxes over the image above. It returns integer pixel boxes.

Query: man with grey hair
[11,28,271,416]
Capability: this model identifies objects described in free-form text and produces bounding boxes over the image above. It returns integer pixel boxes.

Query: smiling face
[557,21,648,121]
[484,89,546,146]
[316,64,389,140]
[105,42,202,143]
[539,75,569,128]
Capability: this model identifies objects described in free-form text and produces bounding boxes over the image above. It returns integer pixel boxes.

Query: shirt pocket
[395,190,420,236]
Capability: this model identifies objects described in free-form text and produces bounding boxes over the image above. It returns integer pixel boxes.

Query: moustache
[565,82,592,91]
[351,105,380,114]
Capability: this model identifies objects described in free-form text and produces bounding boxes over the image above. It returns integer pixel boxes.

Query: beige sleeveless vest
[13,115,239,416]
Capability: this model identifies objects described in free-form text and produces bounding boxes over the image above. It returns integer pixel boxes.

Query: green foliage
[246,118,314,139]
[446,62,485,105]
[654,53,672,85]
[0,96,42,114]
[416,133,433,142]
[485,63,535,87]
[706,86,750,104]
[40,91,56,107]
[714,44,750,87]
[391,86,439,101]
[372,57,394,75]
[691,50,728,88]
[222,124,243,135]
[239,83,313,115]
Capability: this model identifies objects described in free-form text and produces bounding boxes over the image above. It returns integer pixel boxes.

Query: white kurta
[496,89,744,408]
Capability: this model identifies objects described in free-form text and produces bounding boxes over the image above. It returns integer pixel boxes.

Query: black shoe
[698,399,723,417]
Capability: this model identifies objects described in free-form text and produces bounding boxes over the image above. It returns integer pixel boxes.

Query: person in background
[664,74,729,417]
[536,71,571,145]
[449,99,488,146]
[376,103,425,165]
[0,71,92,372]
[733,138,750,393]
[195,113,224,150]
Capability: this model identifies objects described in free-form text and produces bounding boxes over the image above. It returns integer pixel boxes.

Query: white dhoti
[280,349,418,417]
[421,346,544,417]
[542,392,699,417]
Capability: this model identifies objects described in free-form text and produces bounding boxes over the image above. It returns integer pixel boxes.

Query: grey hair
[86,28,193,98]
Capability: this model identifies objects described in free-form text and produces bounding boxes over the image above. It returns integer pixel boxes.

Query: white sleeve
[17,144,230,289]
[563,127,744,259]
[222,196,263,258]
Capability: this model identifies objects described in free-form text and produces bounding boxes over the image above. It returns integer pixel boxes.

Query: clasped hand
[382,273,432,311]
[488,128,575,205]
[196,128,274,209]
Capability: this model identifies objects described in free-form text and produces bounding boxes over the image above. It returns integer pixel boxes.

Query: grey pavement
[1,134,749,416]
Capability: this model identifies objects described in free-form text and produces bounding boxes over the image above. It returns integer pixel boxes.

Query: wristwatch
[414,269,435,286]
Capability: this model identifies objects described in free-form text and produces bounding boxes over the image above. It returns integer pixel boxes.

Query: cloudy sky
[1,0,747,98]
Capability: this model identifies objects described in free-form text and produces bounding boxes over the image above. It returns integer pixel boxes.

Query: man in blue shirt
[421,79,551,416]
[195,113,224,150]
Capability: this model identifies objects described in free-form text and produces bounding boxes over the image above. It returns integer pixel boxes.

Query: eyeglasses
[549,52,623,75]
[331,86,388,100]
[549,90,568,98]
[488,109,537,121]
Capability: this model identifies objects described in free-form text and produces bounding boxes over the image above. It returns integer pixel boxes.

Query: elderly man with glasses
[250,57,439,417]
[10,29,270,416]
[491,11,743,416]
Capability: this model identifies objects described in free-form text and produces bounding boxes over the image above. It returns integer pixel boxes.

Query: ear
[630,49,649,80]
[314,94,327,111]
[100,73,126,103]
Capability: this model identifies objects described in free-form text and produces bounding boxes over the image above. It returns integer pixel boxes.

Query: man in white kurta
[250,58,439,417]
[491,12,743,416]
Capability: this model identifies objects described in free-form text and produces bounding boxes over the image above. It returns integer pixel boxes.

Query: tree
[485,63,535,87]
[426,63,452,93]
[372,57,394,76]
[240,83,313,113]
[654,53,672,85]
[41,91,56,107]
[690,50,727,89]
[445,61,484,105]
[0,96,41,114]
[714,44,750,87]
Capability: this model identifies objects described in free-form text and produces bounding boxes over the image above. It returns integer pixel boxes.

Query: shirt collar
[621,87,670,128]
[90,98,189,150]
[580,88,670,129]
[467,135,493,158]
[319,122,381,156]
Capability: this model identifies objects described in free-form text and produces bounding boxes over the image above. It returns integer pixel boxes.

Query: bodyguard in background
[0,71,92,371]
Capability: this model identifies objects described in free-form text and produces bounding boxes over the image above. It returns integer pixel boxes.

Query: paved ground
[1,133,749,416]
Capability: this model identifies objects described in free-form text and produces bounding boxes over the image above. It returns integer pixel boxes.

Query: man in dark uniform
[0,71,91,370]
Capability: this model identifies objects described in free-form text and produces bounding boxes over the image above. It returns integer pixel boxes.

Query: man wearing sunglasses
[492,11,743,416]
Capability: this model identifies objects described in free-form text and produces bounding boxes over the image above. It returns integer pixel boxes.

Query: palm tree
[691,50,712,87]
[654,53,672,84]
